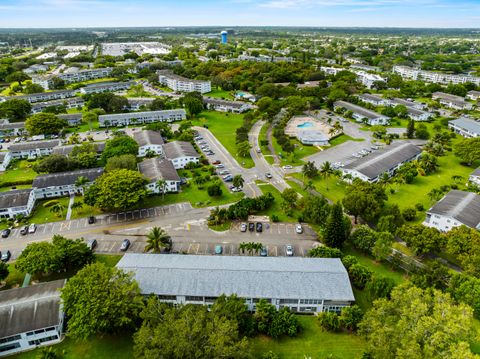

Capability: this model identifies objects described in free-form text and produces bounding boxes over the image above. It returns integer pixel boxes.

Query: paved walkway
[65,194,75,220]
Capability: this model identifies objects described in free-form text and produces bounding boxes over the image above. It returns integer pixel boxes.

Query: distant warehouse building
[334,100,390,126]
[116,254,355,313]
[98,109,186,127]
[341,142,422,183]
[423,190,480,232]
[0,280,66,357]
[448,117,480,138]
[158,70,211,94]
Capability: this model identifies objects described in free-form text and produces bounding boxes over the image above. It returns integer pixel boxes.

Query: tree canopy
[25,113,67,135]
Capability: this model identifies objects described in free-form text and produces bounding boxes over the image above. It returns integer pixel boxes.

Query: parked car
[212,160,221,165]
[120,239,131,251]
[223,174,233,182]
[240,223,247,232]
[265,172,273,179]
[86,239,97,251]
[219,170,230,175]
[28,223,37,234]
[1,228,11,238]
[215,245,223,254]
[282,165,293,170]
[248,222,255,232]
[295,224,303,234]
[215,164,225,169]
[256,222,263,233]
[1,250,11,262]
[260,247,268,257]
[20,225,28,235]
[256,148,261,153]
[88,216,96,224]
[231,187,242,192]
[286,245,294,256]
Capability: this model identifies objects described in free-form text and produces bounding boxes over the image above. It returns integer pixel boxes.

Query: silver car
[286,245,294,256]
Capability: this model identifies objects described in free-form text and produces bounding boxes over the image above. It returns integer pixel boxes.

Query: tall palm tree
[320,161,334,190]
[49,203,65,218]
[155,179,168,200]
[75,176,89,194]
[233,175,245,189]
[144,226,171,253]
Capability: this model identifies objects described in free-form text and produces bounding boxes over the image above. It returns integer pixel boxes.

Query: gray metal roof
[57,113,82,121]
[334,100,389,120]
[0,189,32,209]
[82,81,133,89]
[32,168,104,188]
[163,141,199,159]
[428,190,480,229]
[9,140,60,152]
[471,167,480,177]
[343,142,422,180]
[449,118,480,135]
[138,158,180,182]
[203,97,249,109]
[358,93,384,102]
[0,122,25,130]
[157,70,209,84]
[0,280,65,339]
[133,130,164,147]
[116,254,355,301]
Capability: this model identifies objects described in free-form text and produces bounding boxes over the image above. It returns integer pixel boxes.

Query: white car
[286,245,294,256]
[28,223,37,234]
[240,223,247,232]
[295,224,303,234]
[283,165,293,170]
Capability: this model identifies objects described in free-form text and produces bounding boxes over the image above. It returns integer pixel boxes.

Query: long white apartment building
[448,117,480,138]
[98,109,186,127]
[158,70,211,94]
[432,92,473,110]
[32,67,113,89]
[319,67,385,89]
[334,100,390,126]
[393,65,480,86]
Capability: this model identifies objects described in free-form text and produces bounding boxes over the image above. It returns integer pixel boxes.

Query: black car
[248,222,255,232]
[256,222,263,233]
[88,216,96,224]
[1,250,11,262]
[120,239,131,252]
[20,225,28,235]
[86,239,97,251]
[1,228,11,238]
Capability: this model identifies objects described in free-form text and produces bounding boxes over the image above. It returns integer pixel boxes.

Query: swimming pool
[297,122,314,129]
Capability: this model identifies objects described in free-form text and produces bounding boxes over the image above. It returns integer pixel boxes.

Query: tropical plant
[144,226,172,253]
[155,179,168,199]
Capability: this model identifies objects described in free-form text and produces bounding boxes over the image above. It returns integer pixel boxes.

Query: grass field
[292,173,348,203]
[0,184,31,192]
[28,197,70,224]
[259,122,275,164]
[70,196,104,220]
[251,316,365,359]
[192,111,255,168]
[328,134,365,147]
[205,87,234,100]
[257,182,301,222]
[271,135,319,166]
[0,160,37,186]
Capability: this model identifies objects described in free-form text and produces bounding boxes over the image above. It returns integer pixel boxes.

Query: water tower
[221,31,228,44]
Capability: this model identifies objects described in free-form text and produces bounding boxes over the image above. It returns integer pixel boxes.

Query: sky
[1,0,480,28]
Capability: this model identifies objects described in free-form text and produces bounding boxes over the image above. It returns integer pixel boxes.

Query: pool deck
[285,116,335,139]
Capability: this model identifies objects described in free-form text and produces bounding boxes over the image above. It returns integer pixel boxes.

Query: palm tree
[239,242,247,254]
[303,180,314,192]
[233,175,245,189]
[320,161,334,190]
[49,203,65,218]
[144,227,171,253]
[451,175,463,184]
[75,176,89,194]
[155,179,168,200]
[70,201,83,214]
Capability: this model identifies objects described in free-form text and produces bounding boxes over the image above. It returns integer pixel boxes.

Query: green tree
[87,92,128,113]
[406,119,415,138]
[25,113,67,135]
[233,175,245,189]
[207,182,223,197]
[15,242,61,275]
[183,96,204,117]
[350,225,377,254]
[448,273,480,319]
[302,161,318,179]
[280,188,298,215]
[343,180,387,223]
[396,224,444,256]
[237,140,251,158]
[6,70,30,84]
[365,275,396,301]
[34,154,74,173]
[23,82,45,94]
[0,98,32,121]
[454,137,480,166]
[105,154,137,172]
[144,226,171,253]
[0,261,9,281]
[49,202,65,218]
[308,246,343,258]
[102,136,139,162]
[317,311,340,332]
[51,235,93,271]
[359,284,477,359]
[61,262,143,339]
[84,169,148,211]
[339,305,363,332]
[323,202,350,248]
[319,161,334,189]
[372,232,394,261]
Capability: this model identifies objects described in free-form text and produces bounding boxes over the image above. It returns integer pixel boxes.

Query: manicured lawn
[328,134,364,147]
[94,254,123,267]
[0,160,37,186]
[292,173,348,203]
[0,184,31,192]
[205,87,234,100]
[70,195,104,220]
[472,320,480,354]
[29,197,70,224]
[192,111,255,168]
[66,77,118,88]
[271,136,319,166]
[386,149,477,220]
[257,182,300,222]
[259,122,275,164]
[11,333,134,359]
[251,316,365,359]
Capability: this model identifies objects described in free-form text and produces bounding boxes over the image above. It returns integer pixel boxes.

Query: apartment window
[185,296,203,302]
[158,295,176,301]
[279,299,298,305]
[0,343,21,353]
[0,335,21,344]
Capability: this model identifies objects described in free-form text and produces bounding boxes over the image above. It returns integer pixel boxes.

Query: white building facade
[99,109,186,127]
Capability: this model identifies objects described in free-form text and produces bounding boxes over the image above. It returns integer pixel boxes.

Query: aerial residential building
[52,142,104,158]
[388,97,427,110]
[0,280,66,357]
[341,142,422,183]
[127,97,155,110]
[0,189,36,219]
[432,92,473,110]
[98,109,186,127]
[79,81,133,95]
[57,113,82,126]
[405,107,432,121]
[0,121,26,138]
[358,93,389,106]
[448,117,480,138]
[203,97,253,113]
[334,100,390,126]
[466,90,480,101]
[158,70,211,94]
[355,71,386,89]
[134,130,165,157]
[468,168,480,186]
[12,90,78,103]
[423,190,480,232]
[0,152,12,171]
[138,158,181,194]
[31,97,85,114]
[8,140,61,159]
[393,65,480,86]
[162,141,200,169]
[32,168,104,199]
[116,254,355,314]
[32,67,113,90]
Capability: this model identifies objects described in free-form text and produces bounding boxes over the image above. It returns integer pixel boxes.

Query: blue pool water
[297,122,314,129]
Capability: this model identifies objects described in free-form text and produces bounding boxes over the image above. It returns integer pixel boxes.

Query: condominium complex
[98,109,186,127]
[334,100,390,126]
[32,67,113,89]
[158,70,211,94]
[432,92,473,110]
[393,65,480,86]
[448,117,480,138]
